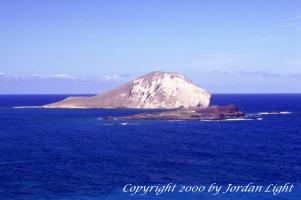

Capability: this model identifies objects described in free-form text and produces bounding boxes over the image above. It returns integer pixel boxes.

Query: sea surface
[0,94,301,200]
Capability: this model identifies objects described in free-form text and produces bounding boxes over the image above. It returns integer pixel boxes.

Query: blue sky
[0,0,301,93]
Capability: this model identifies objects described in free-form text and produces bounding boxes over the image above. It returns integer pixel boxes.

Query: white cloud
[102,74,130,81]
[53,73,76,80]
[32,74,47,78]
[31,73,76,80]
[0,73,131,82]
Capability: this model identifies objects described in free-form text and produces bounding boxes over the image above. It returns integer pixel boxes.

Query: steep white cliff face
[45,71,211,109]
[127,72,210,108]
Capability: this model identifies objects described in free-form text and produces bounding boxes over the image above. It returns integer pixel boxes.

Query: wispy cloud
[53,73,76,80]
[287,14,301,31]
[103,74,120,81]
[0,73,132,94]
[288,73,301,78]
[0,72,132,82]
[211,69,301,79]
[31,73,76,80]
[103,74,131,81]
[210,69,281,78]
[260,13,301,41]
[217,70,301,79]
[211,70,232,76]
[238,70,280,78]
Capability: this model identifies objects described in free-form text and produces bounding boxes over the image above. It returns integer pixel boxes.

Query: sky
[0,0,301,93]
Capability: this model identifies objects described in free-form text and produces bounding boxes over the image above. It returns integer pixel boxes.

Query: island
[45,71,245,120]
[44,71,211,109]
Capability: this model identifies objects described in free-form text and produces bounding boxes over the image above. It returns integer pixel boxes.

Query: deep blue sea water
[0,94,301,200]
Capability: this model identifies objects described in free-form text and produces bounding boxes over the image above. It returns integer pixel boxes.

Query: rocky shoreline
[102,104,245,121]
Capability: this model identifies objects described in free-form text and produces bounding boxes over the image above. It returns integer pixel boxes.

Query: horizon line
[1,93,301,95]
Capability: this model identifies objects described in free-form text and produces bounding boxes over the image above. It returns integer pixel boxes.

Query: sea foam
[257,111,292,115]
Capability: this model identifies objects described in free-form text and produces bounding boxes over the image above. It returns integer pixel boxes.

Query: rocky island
[45,71,245,120]
[45,71,211,109]
[103,104,245,121]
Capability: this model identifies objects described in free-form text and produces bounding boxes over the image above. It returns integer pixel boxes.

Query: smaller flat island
[103,105,245,121]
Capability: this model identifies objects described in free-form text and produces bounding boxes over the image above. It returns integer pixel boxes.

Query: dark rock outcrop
[103,104,245,121]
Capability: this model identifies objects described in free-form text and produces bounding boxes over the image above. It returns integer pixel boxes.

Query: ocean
[0,94,300,200]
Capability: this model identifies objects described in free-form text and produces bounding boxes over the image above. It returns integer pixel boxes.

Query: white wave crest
[279,111,292,114]
[257,111,292,115]
[98,122,139,126]
[201,118,255,122]
[223,118,255,121]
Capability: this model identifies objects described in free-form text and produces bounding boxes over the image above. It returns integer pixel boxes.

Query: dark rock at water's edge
[102,104,245,121]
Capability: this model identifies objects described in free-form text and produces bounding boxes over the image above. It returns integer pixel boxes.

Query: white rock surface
[44,71,211,109]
